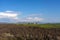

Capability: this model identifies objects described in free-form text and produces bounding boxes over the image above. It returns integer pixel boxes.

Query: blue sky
[0,0,60,23]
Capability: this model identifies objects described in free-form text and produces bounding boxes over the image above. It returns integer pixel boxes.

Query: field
[17,23,60,28]
[0,23,60,40]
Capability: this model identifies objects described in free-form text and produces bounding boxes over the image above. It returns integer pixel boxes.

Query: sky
[0,0,60,23]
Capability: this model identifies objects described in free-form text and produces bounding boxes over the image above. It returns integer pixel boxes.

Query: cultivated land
[0,23,60,40]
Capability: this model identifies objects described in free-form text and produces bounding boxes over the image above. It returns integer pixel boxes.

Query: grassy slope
[16,23,60,28]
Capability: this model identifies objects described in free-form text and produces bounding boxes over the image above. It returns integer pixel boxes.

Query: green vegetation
[16,23,60,28]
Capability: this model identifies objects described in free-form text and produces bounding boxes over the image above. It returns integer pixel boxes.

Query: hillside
[0,24,60,40]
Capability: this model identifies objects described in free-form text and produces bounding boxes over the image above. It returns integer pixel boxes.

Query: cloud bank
[0,11,44,23]
[0,11,18,19]
[18,17,43,22]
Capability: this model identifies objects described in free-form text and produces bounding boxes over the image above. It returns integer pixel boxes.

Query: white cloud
[0,11,19,19]
[17,17,44,22]
[33,17,43,21]
[5,11,14,12]
[20,13,44,22]
[26,17,42,21]
[0,11,44,23]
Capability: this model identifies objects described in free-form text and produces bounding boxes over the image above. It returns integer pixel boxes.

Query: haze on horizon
[0,0,60,23]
